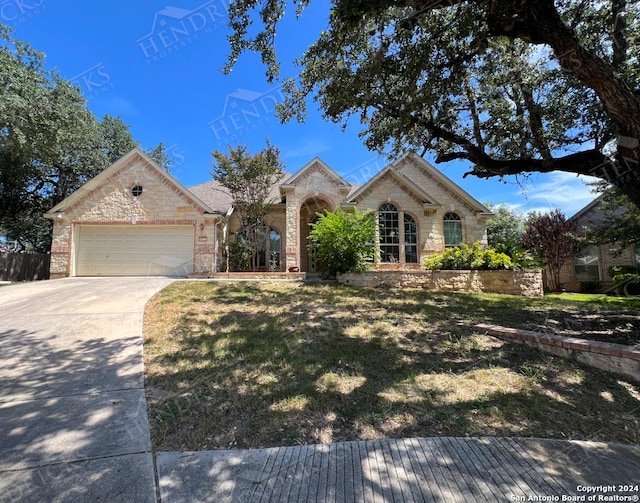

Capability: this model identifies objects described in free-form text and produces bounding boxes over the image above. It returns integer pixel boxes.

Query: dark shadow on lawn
[145,283,640,453]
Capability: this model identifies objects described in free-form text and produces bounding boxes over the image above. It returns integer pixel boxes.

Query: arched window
[379,203,399,262]
[404,214,418,263]
[573,245,599,282]
[443,212,462,247]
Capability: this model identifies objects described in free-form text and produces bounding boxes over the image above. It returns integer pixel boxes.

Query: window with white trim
[379,203,400,262]
[404,214,418,263]
[573,245,600,282]
[443,212,462,247]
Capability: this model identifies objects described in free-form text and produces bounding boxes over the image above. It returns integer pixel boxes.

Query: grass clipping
[143,282,640,451]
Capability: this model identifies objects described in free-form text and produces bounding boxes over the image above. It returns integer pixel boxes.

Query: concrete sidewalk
[0,277,174,503]
[157,437,640,502]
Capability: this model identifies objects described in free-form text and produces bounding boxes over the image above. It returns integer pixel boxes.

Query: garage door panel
[76,225,194,277]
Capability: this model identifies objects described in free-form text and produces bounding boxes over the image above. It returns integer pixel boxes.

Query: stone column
[285,203,299,269]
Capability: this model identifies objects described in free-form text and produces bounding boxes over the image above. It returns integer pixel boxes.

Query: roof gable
[345,164,442,210]
[394,153,491,214]
[569,195,604,222]
[282,157,352,192]
[45,147,215,218]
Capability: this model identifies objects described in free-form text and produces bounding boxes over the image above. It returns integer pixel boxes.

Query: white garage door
[75,225,194,277]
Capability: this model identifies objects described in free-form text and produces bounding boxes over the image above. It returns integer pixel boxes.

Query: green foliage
[485,203,536,267]
[608,265,638,278]
[308,207,375,278]
[588,185,640,250]
[223,1,640,208]
[486,204,526,249]
[227,236,251,272]
[97,115,137,163]
[579,280,602,293]
[523,210,582,292]
[145,142,175,171]
[423,242,513,270]
[211,142,285,271]
[0,27,168,251]
[612,273,640,296]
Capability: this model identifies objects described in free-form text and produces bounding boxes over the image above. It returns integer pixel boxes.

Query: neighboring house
[45,147,491,278]
[558,197,640,292]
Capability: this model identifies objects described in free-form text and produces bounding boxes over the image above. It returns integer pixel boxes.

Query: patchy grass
[143,282,640,451]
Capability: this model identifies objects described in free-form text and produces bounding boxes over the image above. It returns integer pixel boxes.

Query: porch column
[285,203,299,269]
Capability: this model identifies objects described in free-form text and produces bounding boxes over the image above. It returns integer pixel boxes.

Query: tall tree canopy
[0,25,170,251]
[224,1,640,208]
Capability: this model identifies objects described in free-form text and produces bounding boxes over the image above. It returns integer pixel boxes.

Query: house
[558,197,640,291]
[45,147,491,278]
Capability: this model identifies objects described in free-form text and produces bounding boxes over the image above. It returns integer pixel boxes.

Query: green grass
[143,282,640,451]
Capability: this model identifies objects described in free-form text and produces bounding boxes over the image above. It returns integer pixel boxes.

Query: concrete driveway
[0,277,174,503]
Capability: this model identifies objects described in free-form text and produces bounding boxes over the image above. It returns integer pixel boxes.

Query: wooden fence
[0,253,50,281]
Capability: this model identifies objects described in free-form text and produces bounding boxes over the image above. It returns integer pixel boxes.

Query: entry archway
[299,196,333,273]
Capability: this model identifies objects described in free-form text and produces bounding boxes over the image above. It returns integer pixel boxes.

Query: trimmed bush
[579,279,602,293]
[612,273,640,296]
[423,242,514,270]
[607,265,638,278]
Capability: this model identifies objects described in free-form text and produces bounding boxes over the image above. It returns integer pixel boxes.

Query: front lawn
[143,282,640,451]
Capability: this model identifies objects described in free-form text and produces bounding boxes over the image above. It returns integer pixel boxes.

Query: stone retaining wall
[337,269,544,297]
[476,323,640,382]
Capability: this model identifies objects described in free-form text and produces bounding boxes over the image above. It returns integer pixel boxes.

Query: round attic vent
[131,185,143,197]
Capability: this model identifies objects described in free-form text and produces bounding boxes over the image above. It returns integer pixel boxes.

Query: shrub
[227,237,251,272]
[607,265,638,278]
[579,279,602,293]
[308,207,375,278]
[612,273,640,296]
[423,242,514,270]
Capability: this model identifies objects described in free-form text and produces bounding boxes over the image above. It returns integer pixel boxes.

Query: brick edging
[474,323,640,361]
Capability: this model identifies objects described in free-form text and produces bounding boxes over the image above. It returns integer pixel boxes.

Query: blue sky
[6,0,599,216]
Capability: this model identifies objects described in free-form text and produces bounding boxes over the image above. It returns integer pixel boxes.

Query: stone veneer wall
[337,269,544,297]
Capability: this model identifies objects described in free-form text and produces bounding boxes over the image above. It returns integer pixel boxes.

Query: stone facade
[279,159,353,271]
[347,155,490,264]
[46,149,491,278]
[337,269,544,297]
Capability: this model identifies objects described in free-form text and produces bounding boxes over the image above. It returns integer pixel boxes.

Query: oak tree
[224,1,640,207]
[1,25,171,251]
